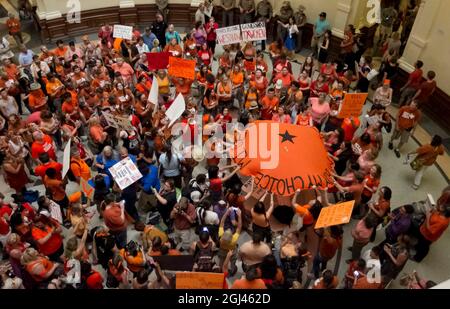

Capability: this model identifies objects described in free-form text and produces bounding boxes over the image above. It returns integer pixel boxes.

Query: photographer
[411,191,450,262]
[170,197,196,252]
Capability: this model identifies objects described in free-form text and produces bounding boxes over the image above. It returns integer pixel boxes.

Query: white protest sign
[216,25,242,45]
[62,139,71,179]
[109,157,143,190]
[148,77,159,105]
[102,111,119,128]
[113,25,133,40]
[241,22,267,42]
[166,93,186,127]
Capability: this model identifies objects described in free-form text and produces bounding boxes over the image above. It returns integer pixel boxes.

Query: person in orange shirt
[163,37,183,58]
[28,83,48,112]
[44,168,69,219]
[231,265,267,289]
[31,215,64,261]
[45,73,64,112]
[53,40,68,59]
[249,69,269,98]
[172,77,193,97]
[260,88,279,120]
[313,269,339,289]
[273,67,294,88]
[217,75,233,109]
[413,191,450,262]
[6,13,22,45]
[230,65,245,108]
[70,148,91,184]
[389,100,421,158]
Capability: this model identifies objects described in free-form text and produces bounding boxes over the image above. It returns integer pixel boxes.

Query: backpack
[193,242,215,272]
[282,256,305,287]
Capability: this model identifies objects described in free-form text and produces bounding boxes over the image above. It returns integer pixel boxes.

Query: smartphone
[353,271,360,278]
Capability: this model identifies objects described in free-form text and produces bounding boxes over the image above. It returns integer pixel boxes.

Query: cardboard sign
[176,272,224,289]
[314,200,355,229]
[148,77,159,105]
[113,25,133,40]
[241,22,267,41]
[166,93,186,127]
[80,178,95,200]
[62,139,71,179]
[168,57,196,80]
[338,93,368,119]
[216,25,242,45]
[109,157,143,190]
[102,111,119,129]
[113,115,134,131]
[146,52,170,70]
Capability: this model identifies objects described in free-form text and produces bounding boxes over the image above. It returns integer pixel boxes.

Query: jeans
[240,13,253,24]
[414,166,428,187]
[399,87,417,106]
[111,229,127,249]
[122,191,140,222]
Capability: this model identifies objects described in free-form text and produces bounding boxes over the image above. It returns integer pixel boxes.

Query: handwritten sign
[146,52,170,70]
[109,157,143,190]
[148,76,159,105]
[62,139,71,179]
[80,178,94,200]
[168,57,196,80]
[314,200,355,229]
[102,111,118,129]
[338,93,368,119]
[113,115,134,131]
[241,22,267,41]
[216,25,242,45]
[113,25,133,40]
[176,272,224,289]
[166,93,186,127]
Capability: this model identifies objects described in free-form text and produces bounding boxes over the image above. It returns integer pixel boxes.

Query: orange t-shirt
[397,106,421,130]
[53,47,68,59]
[90,125,104,143]
[31,135,56,160]
[62,101,76,114]
[70,157,91,181]
[26,257,55,282]
[420,213,450,242]
[295,204,314,226]
[31,225,63,256]
[260,96,279,120]
[35,161,63,180]
[44,175,66,201]
[28,90,47,111]
[231,278,267,289]
[7,18,21,33]
[46,79,64,97]
[230,72,244,87]
[362,175,380,197]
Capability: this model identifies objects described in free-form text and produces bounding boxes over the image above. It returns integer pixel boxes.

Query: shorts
[391,128,412,145]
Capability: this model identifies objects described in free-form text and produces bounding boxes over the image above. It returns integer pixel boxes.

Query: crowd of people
[0,0,449,290]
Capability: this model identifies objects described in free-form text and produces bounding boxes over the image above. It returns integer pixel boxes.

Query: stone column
[332,0,353,39]
[399,0,442,72]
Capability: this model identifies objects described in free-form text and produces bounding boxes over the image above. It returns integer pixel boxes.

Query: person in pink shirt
[111,58,135,86]
[310,94,331,131]
[65,41,83,63]
[272,106,291,124]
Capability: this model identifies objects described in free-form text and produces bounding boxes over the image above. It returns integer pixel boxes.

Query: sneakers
[388,142,394,150]
[394,149,401,158]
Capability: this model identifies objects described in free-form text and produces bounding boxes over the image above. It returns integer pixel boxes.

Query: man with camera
[170,197,197,252]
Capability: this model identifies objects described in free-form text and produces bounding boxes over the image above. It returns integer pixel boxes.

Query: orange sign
[176,272,224,289]
[80,178,94,200]
[168,57,196,80]
[338,93,368,119]
[314,200,355,229]
[233,121,335,196]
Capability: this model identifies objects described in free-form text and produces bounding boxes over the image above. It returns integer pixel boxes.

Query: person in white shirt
[135,37,150,55]
[30,55,51,82]
[0,89,19,118]
[195,3,206,25]
[373,80,393,107]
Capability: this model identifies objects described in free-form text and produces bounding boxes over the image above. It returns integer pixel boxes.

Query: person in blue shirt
[142,27,157,49]
[165,24,181,45]
[137,160,161,214]
[311,12,331,58]
[18,45,34,68]
[95,146,119,180]
[119,147,137,164]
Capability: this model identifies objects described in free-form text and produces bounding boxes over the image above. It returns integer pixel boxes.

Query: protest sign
[241,22,267,41]
[113,25,133,40]
[176,272,224,289]
[102,111,118,129]
[109,157,143,190]
[146,52,170,70]
[62,139,71,179]
[80,178,94,200]
[234,122,335,196]
[216,25,242,45]
[315,200,355,229]
[148,76,159,105]
[166,93,186,127]
[113,115,134,131]
[168,57,196,80]
[338,93,368,119]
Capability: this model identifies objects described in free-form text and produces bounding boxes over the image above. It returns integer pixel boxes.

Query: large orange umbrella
[232,121,334,196]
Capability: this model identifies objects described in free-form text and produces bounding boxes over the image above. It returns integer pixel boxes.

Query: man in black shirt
[153,179,177,227]
[151,12,168,49]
